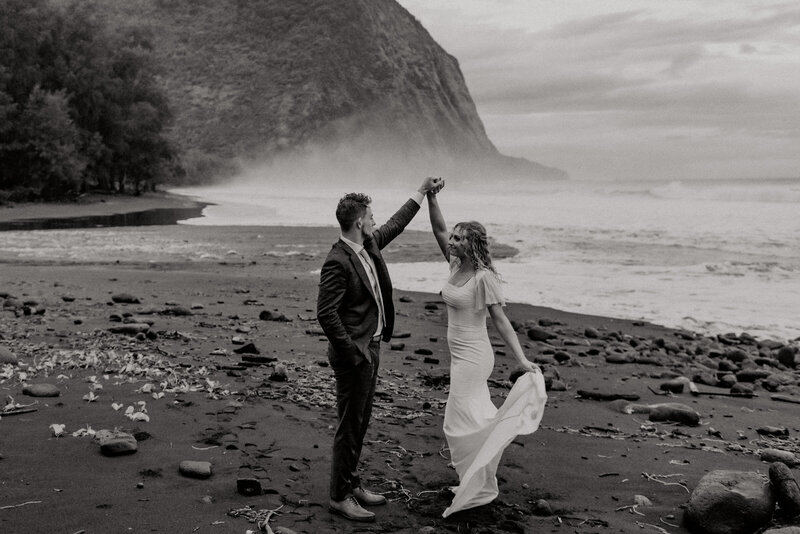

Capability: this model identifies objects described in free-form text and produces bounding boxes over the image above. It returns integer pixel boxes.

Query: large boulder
[685,470,775,534]
[769,462,800,518]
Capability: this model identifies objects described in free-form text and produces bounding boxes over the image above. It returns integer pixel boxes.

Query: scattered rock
[685,470,775,534]
[233,343,260,355]
[97,431,138,456]
[527,327,555,342]
[660,379,685,393]
[269,364,288,382]
[179,460,212,479]
[111,293,141,304]
[777,347,797,368]
[0,346,18,364]
[760,449,800,468]
[259,310,291,322]
[769,462,800,518]
[108,323,150,335]
[757,426,789,437]
[161,305,193,316]
[532,498,553,515]
[22,383,60,397]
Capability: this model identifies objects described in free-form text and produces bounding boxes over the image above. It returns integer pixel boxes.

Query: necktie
[359,248,385,328]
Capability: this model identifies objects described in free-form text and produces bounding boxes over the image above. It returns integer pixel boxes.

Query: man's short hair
[336,193,371,231]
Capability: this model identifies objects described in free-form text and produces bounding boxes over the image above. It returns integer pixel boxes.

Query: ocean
[170,177,800,342]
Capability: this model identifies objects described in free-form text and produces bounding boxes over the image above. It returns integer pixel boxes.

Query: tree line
[0,0,179,202]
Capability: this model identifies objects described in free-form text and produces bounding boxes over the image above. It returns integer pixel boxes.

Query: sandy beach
[1,195,799,534]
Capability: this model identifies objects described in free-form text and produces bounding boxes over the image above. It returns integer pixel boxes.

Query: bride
[426,184,548,518]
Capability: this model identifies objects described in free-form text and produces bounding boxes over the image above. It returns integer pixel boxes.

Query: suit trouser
[329,339,381,501]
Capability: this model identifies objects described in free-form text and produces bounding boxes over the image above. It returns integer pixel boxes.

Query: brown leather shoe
[353,486,387,506]
[329,495,376,522]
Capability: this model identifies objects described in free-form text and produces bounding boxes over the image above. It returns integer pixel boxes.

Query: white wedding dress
[441,260,547,517]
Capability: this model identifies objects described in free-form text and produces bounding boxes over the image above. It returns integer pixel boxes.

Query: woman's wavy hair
[454,221,497,274]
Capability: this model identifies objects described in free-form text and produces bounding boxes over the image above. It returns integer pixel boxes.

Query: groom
[317,177,443,522]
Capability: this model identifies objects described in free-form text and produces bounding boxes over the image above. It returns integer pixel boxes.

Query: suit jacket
[317,198,420,367]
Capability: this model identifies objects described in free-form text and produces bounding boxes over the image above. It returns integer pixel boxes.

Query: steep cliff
[88,0,566,181]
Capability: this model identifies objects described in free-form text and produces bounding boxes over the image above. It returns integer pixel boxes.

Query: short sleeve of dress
[474,269,505,310]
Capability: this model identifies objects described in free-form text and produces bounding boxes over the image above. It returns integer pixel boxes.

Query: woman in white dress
[426,186,548,518]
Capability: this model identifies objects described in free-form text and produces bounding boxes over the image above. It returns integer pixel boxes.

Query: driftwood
[771,394,800,405]
[0,407,38,416]
[577,390,640,401]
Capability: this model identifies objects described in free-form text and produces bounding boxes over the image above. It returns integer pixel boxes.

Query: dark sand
[1,194,799,534]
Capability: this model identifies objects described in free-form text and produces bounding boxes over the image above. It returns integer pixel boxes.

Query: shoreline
[1,194,799,533]
[0,190,209,224]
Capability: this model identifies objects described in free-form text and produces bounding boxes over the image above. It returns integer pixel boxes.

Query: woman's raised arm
[427,191,450,261]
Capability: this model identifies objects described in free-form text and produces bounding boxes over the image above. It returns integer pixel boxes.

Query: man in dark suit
[317,177,443,522]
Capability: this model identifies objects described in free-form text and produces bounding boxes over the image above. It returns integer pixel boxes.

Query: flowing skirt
[443,365,547,517]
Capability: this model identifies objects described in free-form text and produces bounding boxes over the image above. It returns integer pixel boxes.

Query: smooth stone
[759,448,799,467]
[527,327,555,342]
[179,460,212,479]
[736,369,771,382]
[269,364,288,382]
[769,462,800,518]
[0,346,18,364]
[22,383,60,397]
[660,379,685,393]
[161,305,192,316]
[685,470,775,534]
[763,528,800,534]
[730,382,754,395]
[777,347,797,368]
[99,433,138,456]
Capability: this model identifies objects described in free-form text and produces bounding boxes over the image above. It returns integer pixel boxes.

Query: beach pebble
[730,382,754,395]
[259,310,292,322]
[717,374,738,388]
[584,327,599,338]
[527,327,555,342]
[269,364,288,382]
[0,346,18,364]
[390,343,405,351]
[532,498,553,515]
[237,467,262,496]
[108,323,150,335]
[233,343,260,354]
[736,369,771,382]
[161,305,192,316]
[553,351,571,363]
[777,347,797,368]
[660,379,685,393]
[685,470,775,534]
[605,353,634,364]
[769,462,800,518]
[179,460,212,479]
[761,448,800,468]
[22,383,60,397]
[98,432,138,456]
[111,293,141,304]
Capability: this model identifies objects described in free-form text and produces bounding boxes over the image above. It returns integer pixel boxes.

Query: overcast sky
[396,0,800,181]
